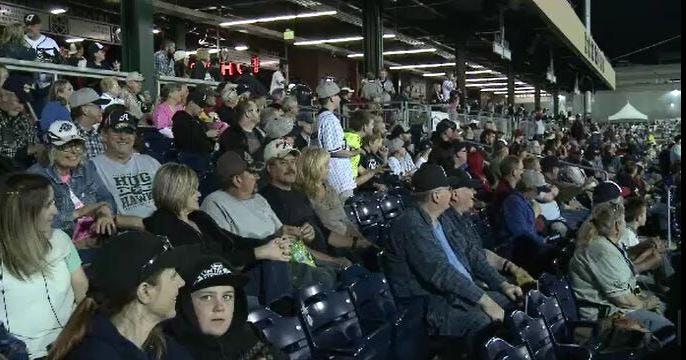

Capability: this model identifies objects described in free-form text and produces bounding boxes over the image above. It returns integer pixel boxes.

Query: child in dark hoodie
[166,254,285,360]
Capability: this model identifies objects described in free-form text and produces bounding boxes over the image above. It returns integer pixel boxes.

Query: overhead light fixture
[347,48,437,58]
[480,87,536,92]
[295,34,395,46]
[465,82,508,87]
[466,63,484,69]
[235,45,249,51]
[466,77,508,82]
[50,8,68,15]
[261,60,280,66]
[65,38,84,43]
[220,10,337,27]
[465,70,494,75]
[152,29,161,34]
[423,73,446,77]
[670,89,681,96]
[389,62,456,70]
[208,48,221,54]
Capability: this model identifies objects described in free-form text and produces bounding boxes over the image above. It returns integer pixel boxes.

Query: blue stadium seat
[247,307,312,360]
[483,337,532,360]
[508,311,591,360]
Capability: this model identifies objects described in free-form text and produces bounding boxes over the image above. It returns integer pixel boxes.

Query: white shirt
[0,230,77,359]
[23,34,59,88]
[620,227,641,249]
[201,191,282,239]
[388,153,417,177]
[441,79,455,102]
[317,110,356,194]
[270,70,286,95]
[99,92,126,110]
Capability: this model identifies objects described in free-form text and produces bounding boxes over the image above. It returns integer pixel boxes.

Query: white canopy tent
[607,101,649,122]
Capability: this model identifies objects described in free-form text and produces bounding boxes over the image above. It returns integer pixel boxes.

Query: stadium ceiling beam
[151,0,420,72]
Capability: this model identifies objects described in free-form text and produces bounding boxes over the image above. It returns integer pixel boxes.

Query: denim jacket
[28,161,116,235]
[384,206,506,309]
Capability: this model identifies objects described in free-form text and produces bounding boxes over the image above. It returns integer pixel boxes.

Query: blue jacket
[28,161,116,235]
[384,206,506,309]
[501,191,545,245]
[65,313,193,360]
[39,101,71,134]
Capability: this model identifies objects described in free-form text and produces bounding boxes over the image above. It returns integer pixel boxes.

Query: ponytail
[47,297,98,360]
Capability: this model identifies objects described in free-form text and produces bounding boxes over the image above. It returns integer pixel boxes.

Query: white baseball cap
[47,121,85,146]
[263,139,300,163]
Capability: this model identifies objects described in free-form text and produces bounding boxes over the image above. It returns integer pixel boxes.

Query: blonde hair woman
[294,148,371,251]
[569,202,675,348]
[98,77,124,110]
[39,80,74,133]
[0,173,88,359]
[144,163,291,268]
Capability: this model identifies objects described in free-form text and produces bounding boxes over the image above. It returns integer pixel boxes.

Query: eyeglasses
[139,236,173,280]
[56,142,85,154]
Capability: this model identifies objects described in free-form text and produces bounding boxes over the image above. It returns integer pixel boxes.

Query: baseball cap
[263,138,300,163]
[521,170,551,193]
[386,137,405,154]
[87,42,107,56]
[93,231,185,300]
[541,156,560,172]
[264,118,295,140]
[446,168,482,190]
[181,255,248,293]
[316,81,340,99]
[2,75,34,104]
[101,109,138,132]
[24,13,41,26]
[126,72,144,82]
[46,121,85,146]
[236,83,251,96]
[187,89,211,107]
[216,151,264,182]
[593,180,629,205]
[411,163,452,193]
[69,88,110,108]
[173,50,188,62]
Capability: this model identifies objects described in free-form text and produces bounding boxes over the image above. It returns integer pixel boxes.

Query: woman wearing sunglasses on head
[48,231,191,360]
[0,173,89,360]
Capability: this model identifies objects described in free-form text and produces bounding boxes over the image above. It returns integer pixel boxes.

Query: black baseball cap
[24,13,41,26]
[101,109,138,132]
[446,168,482,190]
[2,75,34,104]
[412,163,452,192]
[593,180,628,205]
[435,119,457,135]
[188,89,210,107]
[180,255,248,293]
[236,83,251,96]
[93,231,185,300]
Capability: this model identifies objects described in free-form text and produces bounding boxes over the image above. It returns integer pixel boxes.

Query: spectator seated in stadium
[216,82,240,125]
[487,140,509,186]
[441,169,535,288]
[28,121,116,245]
[356,132,390,191]
[466,149,492,194]
[152,83,187,138]
[568,202,676,350]
[0,173,89,359]
[291,110,314,150]
[165,254,280,359]
[120,71,147,123]
[386,137,417,179]
[291,147,373,263]
[427,119,460,167]
[263,115,295,145]
[144,162,292,269]
[154,39,176,77]
[218,100,266,162]
[90,110,160,229]
[39,79,73,136]
[0,22,37,60]
[620,196,674,293]
[343,110,375,181]
[98,77,125,110]
[48,231,191,360]
[171,89,218,175]
[69,88,110,159]
[0,75,42,169]
[384,164,522,352]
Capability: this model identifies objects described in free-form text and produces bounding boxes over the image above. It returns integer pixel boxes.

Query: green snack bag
[290,239,317,268]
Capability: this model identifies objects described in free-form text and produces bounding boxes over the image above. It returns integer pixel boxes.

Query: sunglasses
[139,236,173,281]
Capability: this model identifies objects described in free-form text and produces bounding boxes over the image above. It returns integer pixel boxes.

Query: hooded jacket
[164,262,284,360]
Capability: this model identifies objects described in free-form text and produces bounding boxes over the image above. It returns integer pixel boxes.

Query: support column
[173,20,186,50]
[121,0,155,97]
[552,88,560,115]
[507,66,515,107]
[534,86,541,110]
[583,91,592,117]
[454,38,467,98]
[583,0,592,117]
[362,0,383,76]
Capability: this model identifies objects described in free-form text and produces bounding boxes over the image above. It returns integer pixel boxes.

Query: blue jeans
[243,260,294,306]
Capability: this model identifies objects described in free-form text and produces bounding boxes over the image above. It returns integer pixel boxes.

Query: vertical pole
[455,38,467,101]
[552,89,560,116]
[584,0,592,117]
[507,66,515,108]
[362,0,383,77]
[174,20,186,50]
[534,86,541,110]
[121,0,155,98]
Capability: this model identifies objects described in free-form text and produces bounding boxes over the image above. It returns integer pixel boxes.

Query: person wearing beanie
[171,88,219,175]
[47,231,191,360]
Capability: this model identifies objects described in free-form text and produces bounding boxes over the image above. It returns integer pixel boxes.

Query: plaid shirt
[75,122,105,158]
[154,51,175,77]
[0,109,37,160]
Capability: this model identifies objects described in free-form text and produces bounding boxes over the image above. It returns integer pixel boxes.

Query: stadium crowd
[0,14,681,360]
